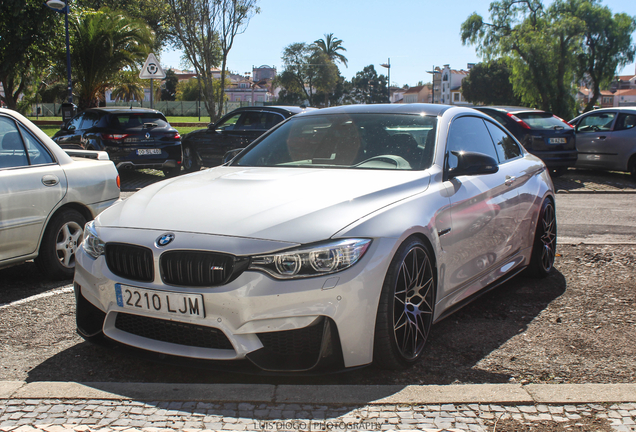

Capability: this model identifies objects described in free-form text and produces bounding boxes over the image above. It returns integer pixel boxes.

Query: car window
[110,113,169,130]
[66,114,83,131]
[234,113,437,170]
[264,112,286,129]
[614,113,636,131]
[577,113,616,132]
[18,124,54,165]
[238,112,268,130]
[484,121,521,162]
[516,112,572,130]
[215,113,242,132]
[446,116,498,169]
[0,117,29,169]
[80,112,100,129]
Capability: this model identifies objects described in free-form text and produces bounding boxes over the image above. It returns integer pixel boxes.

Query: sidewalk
[2,382,636,431]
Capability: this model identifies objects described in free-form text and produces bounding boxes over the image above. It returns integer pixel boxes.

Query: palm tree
[313,33,348,68]
[111,70,146,103]
[70,9,154,109]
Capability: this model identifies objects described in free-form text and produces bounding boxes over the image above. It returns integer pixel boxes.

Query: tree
[166,0,222,121]
[71,9,154,109]
[565,0,636,112]
[0,0,61,110]
[76,0,172,51]
[346,65,388,104]
[313,33,348,67]
[277,42,339,107]
[111,70,146,102]
[461,0,584,119]
[160,69,179,101]
[216,0,259,116]
[175,78,202,101]
[461,59,521,105]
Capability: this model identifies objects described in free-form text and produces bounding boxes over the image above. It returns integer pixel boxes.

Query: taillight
[507,113,531,130]
[553,115,574,128]
[174,132,181,140]
[101,133,129,140]
[116,175,121,189]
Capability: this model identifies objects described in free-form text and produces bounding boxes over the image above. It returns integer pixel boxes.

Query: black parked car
[52,108,182,176]
[473,106,577,176]
[181,106,315,172]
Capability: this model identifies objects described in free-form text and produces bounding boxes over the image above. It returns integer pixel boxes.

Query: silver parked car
[74,104,556,372]
[569,107,636,177]
[0,108,120,279]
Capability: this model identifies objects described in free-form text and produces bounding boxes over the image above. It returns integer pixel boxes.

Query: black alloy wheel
[527,198,557,278]
[182,146,200,173]
[374,237,435,369]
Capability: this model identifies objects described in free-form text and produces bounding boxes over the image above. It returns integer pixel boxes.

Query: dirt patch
[487,416,615,432]
[0,244,634,385]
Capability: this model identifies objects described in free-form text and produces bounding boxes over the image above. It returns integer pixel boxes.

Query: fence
[27,100,267,118]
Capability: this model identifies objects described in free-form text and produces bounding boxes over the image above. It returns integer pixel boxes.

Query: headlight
[82,220,105,259]
[249,239,371,279]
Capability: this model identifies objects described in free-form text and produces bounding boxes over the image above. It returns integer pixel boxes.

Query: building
[402,85,432,104]
[614,88,636,107]
[440,65,471,106]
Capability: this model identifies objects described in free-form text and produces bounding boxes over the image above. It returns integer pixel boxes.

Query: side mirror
[222,148,243,164]
[67,125,76,132]
[448,151,499,179]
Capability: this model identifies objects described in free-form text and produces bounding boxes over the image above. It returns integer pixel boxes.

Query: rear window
[110,113,169,130]
[516,112,571,130]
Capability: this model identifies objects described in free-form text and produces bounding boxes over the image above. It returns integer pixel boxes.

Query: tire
[182,145,200,173]
[374,237,436,369]
[527,198,557,278]
[629,158,636,180]
[35,209,86,280]
[162,167,181,178]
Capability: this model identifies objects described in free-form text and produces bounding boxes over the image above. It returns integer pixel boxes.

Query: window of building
[453,93,460,102]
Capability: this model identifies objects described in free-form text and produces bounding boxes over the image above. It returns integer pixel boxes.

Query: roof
[473,106,544,114]
[225,105,317,116]
[615,89,636,96]
[84,107,162,114]
[404,85,426,94]
[294,103,451,117]
[616,75,636,82]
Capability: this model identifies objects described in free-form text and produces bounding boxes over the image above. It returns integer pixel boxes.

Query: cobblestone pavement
[1,400,636,432]
[119,168,636,194]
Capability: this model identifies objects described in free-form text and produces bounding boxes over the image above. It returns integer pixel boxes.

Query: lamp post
[46,0,72,104]
[380,58,391,103]
[426,67,440,104]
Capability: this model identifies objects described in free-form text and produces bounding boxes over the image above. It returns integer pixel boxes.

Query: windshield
[110,113,169,130]
[233,113,437,170]
[516,112,572,130]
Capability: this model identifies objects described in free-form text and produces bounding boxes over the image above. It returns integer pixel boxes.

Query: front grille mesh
[161,250,248,287]
[115,312,234,350]
[105,243,154,282]
[258,319,324,358]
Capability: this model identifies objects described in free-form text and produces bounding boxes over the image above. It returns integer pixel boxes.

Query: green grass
[28,116,208,124]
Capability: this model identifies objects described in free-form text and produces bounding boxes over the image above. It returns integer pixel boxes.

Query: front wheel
[35,209,86,280]
[182,145,200,173]
[527,198,557,278]
[374,237,436,369]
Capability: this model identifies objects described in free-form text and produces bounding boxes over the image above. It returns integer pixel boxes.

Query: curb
[2,382,636,405]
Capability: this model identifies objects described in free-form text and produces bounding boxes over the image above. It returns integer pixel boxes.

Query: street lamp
[380,59,390,103]
[426,67,441,104]
[46,0,72,105]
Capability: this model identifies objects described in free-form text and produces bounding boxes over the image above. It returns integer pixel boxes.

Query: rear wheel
[374,237,436,369]
[527,198,557,278]
[182,145,200,173]
[35,209,86,280]
[629,157,636,179]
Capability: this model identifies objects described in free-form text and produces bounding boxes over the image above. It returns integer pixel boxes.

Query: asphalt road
[556,194,636,244]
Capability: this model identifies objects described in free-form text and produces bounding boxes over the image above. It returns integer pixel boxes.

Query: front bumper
[73,229,395,372]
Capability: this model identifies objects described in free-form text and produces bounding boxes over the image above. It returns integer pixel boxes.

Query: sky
[158,0,636,87]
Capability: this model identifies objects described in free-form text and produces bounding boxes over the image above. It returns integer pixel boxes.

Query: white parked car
[0,108,120,280]
[74,104,556,371]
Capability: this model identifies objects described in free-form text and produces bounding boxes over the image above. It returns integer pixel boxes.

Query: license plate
[115,284,205,318]
[549,138,567,144]
[137,148,161,155]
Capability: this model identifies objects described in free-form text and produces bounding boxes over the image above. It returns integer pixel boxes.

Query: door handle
[504,176,516,186]
[42,175,59,187]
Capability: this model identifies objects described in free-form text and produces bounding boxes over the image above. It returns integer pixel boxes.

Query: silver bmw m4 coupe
[74,104,556,372]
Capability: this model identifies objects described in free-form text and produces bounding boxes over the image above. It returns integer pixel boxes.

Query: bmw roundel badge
[156,233,175,247]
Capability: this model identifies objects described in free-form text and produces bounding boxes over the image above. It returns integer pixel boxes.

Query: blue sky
[159,0,636,87]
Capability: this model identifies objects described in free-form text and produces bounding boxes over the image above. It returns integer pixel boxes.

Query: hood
[97,166,430,243]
